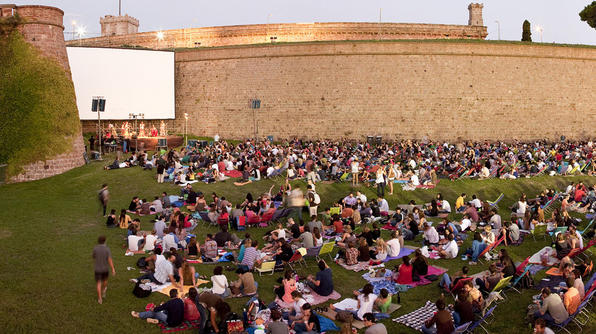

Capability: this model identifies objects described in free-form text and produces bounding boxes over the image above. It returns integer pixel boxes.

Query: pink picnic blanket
[275,290,341,308]
[409,266,447,287]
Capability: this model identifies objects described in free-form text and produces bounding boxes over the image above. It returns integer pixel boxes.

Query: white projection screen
[67,47,175,120]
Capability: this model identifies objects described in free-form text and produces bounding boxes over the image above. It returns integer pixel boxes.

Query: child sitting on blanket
[374,288,392,314]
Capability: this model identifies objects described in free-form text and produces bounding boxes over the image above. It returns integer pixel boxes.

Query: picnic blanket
[158,320,201,333]
[177,180,198,187]
[534,276,566,290]
[382,247,416,263]
[393,300,437,332]
[275,290,341,309]
[326,299,401,329]
[528,246,559,267]
[222,170,243,178]
[153,280,210,296]
[361,266,447,294]
[337,260,376,272]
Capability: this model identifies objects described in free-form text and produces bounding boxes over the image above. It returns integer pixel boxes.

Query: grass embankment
[0,156,594,333]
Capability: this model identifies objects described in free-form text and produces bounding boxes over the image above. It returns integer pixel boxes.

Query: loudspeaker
[91,99,98,112]
[376,136,382,145]
[98,99,106,112]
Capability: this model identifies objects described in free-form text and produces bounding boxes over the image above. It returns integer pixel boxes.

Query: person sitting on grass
[231,266,257,297]
[135,251,181,289]
[412,249,429,280]
[363,312,387,334]
[461,232,487,265]
[393,256,414,285]
[306,260,334,297]
[420,297,454,334]
[438,234,458,259]
[183,288,200,322]
[131,288,184,327]
[386,230,402,258]
[503,220,521,246]
[373,288,392,315]
[202,234,218,261]
[292,303,320,334]
[422,223,440,247]
[179,261,197,287]
[118,209,132,229]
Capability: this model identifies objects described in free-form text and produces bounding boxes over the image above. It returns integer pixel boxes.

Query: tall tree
[522,20,532,41]
[580,1,596,29]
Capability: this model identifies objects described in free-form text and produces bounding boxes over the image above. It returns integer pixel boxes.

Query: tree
[580,1,596,29]
[522,20,532,42]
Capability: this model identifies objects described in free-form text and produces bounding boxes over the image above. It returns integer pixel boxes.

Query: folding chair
[255,261,276,276]
[465,305,497,334]
[286,249,306,271]
[507,264,532,294]
[490,276,512,301]
[478,235,504,264]
[329,207,341,216]
[487,193,504,208]
[316,242,335,262]
[453,321,472,333]
[236,216,246,231]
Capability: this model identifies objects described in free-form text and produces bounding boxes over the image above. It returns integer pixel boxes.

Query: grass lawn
[1,155,595,333]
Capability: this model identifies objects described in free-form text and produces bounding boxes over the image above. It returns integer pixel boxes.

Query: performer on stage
[108,123,117,138]
[139,122,146,137]
[150,125,158,137]
[159,121,167,137]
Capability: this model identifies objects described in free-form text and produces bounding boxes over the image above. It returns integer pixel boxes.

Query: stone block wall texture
[8,5,85,183]
[170,41,596,141]
[100,15,139,36]
[66,22,488,49]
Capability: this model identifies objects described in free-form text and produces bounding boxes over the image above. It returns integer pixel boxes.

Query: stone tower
[100,14,138,36]
[7,5,85,183]
[468,3,484,26]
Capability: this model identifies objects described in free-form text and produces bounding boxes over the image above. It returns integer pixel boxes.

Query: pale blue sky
[13,0,596,45]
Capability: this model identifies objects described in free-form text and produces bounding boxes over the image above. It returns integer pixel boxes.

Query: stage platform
[135,136,183,151]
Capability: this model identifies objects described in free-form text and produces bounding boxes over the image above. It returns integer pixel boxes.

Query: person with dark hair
[533,318,555,334]
[92,235,115,304]
[461,232,486,265]
[282,270,297,303]
[241,239,261,270]
[306,260,334,296]
[475,263,503,296]
[394,255,413,285]
[268,309,290,334]
[183,288,200,321]
[421,298,454,334]
[209,300,233,334]
[412,249,429,279]
[231,266,257,296]
[439,265,469,292]
[292,303,320,334]
[105,209,117,228]
[533,287,569,326]
[353,283,377,320]
[203,234,218,260]
[135,252,180,289]
[214,225,233,247]
[363,312,387,334]
[452,290,474,326]
[211,266,230,298]
[132,288,184,327]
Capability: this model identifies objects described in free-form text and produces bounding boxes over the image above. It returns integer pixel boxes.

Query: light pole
[156,31,164,49]
[495,20,500,40]
[535,25,544,43]
[184,113,188,146]
[76,25,86,45]
[71,20,76,40]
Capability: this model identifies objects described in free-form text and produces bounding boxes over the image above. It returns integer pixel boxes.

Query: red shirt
[333,220,344,234]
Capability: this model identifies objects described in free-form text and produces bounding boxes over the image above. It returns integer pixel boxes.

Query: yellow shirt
[455,196,465,209]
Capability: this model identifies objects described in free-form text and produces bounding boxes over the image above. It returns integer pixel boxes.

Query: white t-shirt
[386,238,401,257]
[424,227,440,244]
[351,161,359,173]
[162,233,178,251]
[378,199,389,213]
[471,198,482,209]
[441,200,451,213]
[411,174,420,186]
[357,294,378,320]
[460,218,472,232]
[357,193,367,204]
[211,275,229,294]
[293,298,307,317]
[275,228,286,240]
[154,260,173,284]
[517,201,527,215]
[144,234,158,251]
[128,235,144,251]
[442,240,459,259]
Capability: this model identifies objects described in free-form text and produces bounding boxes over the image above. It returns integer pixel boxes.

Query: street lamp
[494,20,500,40]
[184,113,188,146]
[71,20,76,40]
[534,25,544,43]
[156,31,164,49]
[76,25,86,46]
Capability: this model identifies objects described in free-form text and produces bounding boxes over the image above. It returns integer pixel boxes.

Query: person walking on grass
[98,184,109,217]
[93,235,115,304]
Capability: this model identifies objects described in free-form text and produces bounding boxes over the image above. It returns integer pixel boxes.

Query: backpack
[132,281,152,298]
[313,192,321,205]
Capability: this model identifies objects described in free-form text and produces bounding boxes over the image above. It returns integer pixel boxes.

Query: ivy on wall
[0,25,80,176]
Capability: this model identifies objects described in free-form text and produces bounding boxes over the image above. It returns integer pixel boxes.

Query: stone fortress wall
[168,40,596,142]
[2,5,85,183]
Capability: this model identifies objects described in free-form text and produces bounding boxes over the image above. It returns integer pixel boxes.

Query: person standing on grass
[93,235,115,304]
[98,184,109,217]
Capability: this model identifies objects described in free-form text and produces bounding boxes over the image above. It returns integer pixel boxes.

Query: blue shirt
[316,268,333,296]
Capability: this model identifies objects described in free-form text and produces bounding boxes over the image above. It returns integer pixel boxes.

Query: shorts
[95,271,109,281]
